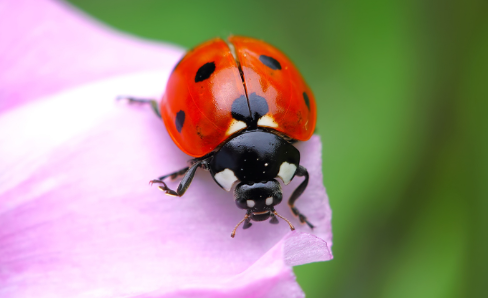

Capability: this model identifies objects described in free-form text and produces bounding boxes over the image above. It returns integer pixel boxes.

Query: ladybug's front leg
[157,167,190,181]
[288,165,315,229]
[150,160,203,197]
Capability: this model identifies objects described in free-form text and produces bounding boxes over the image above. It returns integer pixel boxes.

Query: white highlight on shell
[247,200,255,208]
[214,168,238,191]
[257,115,278,128]
[277,162,297,185]
[226,120,247,136]
[265,197,273,206]
[227,41,237,60]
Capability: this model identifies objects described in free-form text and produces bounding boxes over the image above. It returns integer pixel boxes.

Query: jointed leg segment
[158,167,189,181]
[117,96,161,118]
[288,165,314,229]
[150,161,202,197]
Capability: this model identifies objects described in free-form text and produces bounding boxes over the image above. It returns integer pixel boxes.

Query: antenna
[274,211,295,231]
[231,214,249,238]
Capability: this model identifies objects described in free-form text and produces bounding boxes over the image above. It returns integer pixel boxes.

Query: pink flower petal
[0,0,182,112]
[0,1,332,297]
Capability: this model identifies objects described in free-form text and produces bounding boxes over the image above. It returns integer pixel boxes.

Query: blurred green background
[64,0,487,297]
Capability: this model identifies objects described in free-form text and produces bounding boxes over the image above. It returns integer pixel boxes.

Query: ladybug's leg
[288,165,315,229]
[117,96,161,118]
[158,167,190,181]
[150,161,203,197]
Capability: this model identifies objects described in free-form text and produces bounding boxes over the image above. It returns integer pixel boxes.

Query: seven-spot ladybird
[122,36,317,237]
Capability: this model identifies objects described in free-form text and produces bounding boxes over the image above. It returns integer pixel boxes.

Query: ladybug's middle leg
[287,165,315,229]
[150,161,203,197]
[117,96,161,118]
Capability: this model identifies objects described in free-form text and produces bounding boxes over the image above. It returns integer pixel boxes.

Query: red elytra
[160,36,317,158]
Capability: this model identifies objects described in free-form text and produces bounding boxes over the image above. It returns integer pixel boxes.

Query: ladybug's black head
[234,180,282,221]
[230,179,295,237]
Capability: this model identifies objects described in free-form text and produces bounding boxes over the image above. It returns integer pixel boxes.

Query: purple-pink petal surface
[0,1,333,297]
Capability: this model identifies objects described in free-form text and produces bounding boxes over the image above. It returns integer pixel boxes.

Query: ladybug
[123,36,317,237]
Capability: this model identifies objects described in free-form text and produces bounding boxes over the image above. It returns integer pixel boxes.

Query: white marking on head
[265,197,273,206]
[247,200,255,208]
[257,115,278,128]
[226,120,247,136]
[214,168,238,191]
[277,162,297,185]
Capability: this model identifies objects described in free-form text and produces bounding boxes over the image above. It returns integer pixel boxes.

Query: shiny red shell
[160,36,317,157]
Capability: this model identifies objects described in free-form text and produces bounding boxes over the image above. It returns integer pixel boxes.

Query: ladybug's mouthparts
[230,210,295,238]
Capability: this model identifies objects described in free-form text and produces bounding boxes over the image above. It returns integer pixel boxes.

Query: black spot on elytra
[303,92,310,110]
[231,95,251,123]
[231,93,269,129]
[195,62,215,82]
[259,55,281,70]
[175,110,185,133]
[248,93,269,122]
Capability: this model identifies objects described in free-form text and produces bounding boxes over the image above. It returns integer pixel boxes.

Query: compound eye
[235,198,257,210]
[236,198,249,210]
[270,191,283,206]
